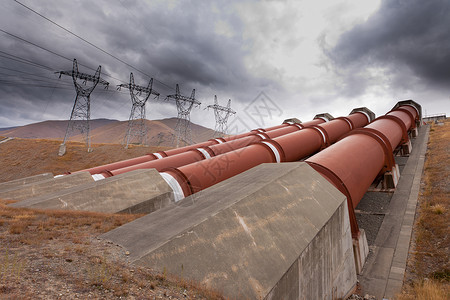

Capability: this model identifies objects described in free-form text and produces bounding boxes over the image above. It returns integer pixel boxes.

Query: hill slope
[0,119,117,140]
[0,118,215,147]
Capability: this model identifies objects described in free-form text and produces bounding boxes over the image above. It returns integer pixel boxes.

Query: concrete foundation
[10,169,173,214]
[0,173,54,192]
[353,230,369,274]
[102,163,357,299]
[283,117,302,124]
[382,164,400,190]
[400,140,412,156]
[0,172,93,201]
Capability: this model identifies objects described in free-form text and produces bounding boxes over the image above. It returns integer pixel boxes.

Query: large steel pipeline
[73,119,319,176]
[160,109,372,201]
[305,102,420,237]
[97,119,327,178]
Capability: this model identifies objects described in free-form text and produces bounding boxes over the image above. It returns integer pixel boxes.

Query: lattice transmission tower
[118,73,159,148]
[206,96,236,138]
[58,59,109,156]
[165,84,200,147]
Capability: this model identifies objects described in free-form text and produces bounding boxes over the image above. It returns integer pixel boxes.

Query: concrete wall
[103,163,357,299]
[10,169,173,214]
[0,172,93,201]
[0,173,53,192]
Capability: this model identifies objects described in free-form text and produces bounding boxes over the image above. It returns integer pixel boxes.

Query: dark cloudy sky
[0,0,449,130]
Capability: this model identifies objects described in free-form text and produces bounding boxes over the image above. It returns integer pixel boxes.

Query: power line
[0,51,55,71]
[13,0,174,91]
[0,28,74,65]
[0,30,126,84]
[0,80,73,90]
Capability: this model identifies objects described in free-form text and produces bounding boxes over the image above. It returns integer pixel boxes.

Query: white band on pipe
[342,118,353,129]
[54,175,64,178]
[261,141,281,163]
[355,110,371,123]
[160,172,185,202]
[257,133,267,140]
[315,127,327,144]
[285,121,294,124]
[197,148,211,159]
[92,174,105,181]
[214,138,224,144]
[294,124,303,130]
[153,153,164,159]
[256,129,265,133]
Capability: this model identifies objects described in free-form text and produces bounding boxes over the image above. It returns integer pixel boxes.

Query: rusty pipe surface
[99,125,300,177]
[162,110,370,201]
[164,142,281,198]
[102,149,208,177]
[106,133,267,176]
[207,134,263,156]
[305,102,420,237]
[75,154,159,175]
[79,121,303,175]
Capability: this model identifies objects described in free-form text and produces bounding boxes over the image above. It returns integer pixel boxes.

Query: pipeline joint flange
[208,137,226,144]
[335,116,355,130]
[160,167,194,199]
[253,139,286,163]
[305,161,359,239]
[350,107,375,123]
[376,115,410,145]
[151,151,168,159]
[309,125,330,148]
[344,128,396,174]
[395,106,417,129]
[288,123,304,131]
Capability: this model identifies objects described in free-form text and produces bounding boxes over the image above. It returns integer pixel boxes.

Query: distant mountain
[0,119,117,140]
[0,118,216,147]
[0,126,19,132]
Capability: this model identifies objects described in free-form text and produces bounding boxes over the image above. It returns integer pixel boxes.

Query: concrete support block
[0,172,93,201]
[350,107,375,122]
[102,163,357,299]
[353,229,369,274]
[400,140,412,156]
[410,127,418,138]
[283,117,302,124]
[10,169,173,214]
[58,143,66,156]
[0,173,53,193]
[314,113,334,121]
[382,164,400,190]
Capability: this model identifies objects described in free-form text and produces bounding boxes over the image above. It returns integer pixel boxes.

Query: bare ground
[0,139,224,299]
[397,119,450,299]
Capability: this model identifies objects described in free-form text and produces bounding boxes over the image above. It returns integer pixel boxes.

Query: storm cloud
[328,0,450,97]
[0,0,449,130]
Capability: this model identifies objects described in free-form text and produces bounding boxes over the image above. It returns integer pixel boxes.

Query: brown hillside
[0,138,172,182]
[0,137,223,299]
[0,119,117,140]
[0,118,215,147]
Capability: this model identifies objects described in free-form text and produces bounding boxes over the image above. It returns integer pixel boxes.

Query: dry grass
[400,119,450,298]
[0,138,171,182]
[0,199,225,299]
[396,279,449,300]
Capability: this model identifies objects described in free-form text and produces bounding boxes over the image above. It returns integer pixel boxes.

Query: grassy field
[0,139,223,299]
[0,138,171,182]
[397,119,449,299]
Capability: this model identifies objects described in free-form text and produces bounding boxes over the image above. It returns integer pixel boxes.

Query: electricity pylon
[118,73,159,148]
[165,84,200,147]
[58,59,109,156]
[206,95,236,138]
